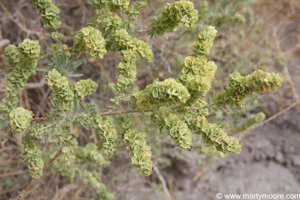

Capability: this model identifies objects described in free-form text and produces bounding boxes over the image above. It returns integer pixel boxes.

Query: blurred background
[0,0,300,199]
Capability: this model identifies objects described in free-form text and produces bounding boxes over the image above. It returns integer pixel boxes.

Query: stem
[32,103,219,122]
[185,102,218,111]
[44,149,63,172]
[98,109,151,116]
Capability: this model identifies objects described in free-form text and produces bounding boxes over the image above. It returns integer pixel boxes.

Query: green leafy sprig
[149,0,199,37]
[32,0,62,30]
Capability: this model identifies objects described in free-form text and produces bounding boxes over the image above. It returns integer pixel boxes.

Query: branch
[98,109,151,116]
[239,101,300,137]
[32,103,218,122]
[153,164,172,200]
[0,3,41,36]
[44,149,63,172]
[25,76,45,89]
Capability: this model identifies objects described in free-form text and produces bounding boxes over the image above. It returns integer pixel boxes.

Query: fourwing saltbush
[0,0,282,199]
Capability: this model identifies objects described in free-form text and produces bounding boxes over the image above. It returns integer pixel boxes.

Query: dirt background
[1,0,300,200]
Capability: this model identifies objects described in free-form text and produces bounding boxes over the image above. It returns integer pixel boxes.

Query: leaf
[84,105,96,113]
[36,66,54,72]
[70,73,83,77]
[70,60,83,70]
[79,101,86,109]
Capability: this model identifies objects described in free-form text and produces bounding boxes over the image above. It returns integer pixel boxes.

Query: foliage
[149,0,198,37]
[0,39,40,116]
[214,70,283,109]
[45,68,74,111]
[93,116,119,157]
[122,118,153,176]
[9,107,34,135]
[22,137,44,179]
[32,0,62,30]
[73,26,107,59]
[0,0,283,199]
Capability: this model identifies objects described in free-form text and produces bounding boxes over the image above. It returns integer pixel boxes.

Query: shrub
[0,0,282,199]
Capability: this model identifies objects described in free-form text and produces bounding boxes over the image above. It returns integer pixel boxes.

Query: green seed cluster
[125,0,148,17]
[93,116,119,158]
[73,26,107,59]
[164,113,192,149]
[2,39,39,116]
[193,26,217,56]
[23,138,44,179]
[80,170,114,200]
[246,70,283,94]
[91,0,108,14]
[214,70,283,109]
[132,78,191,110]
[189,116,242,154]
[123,127,152,176]
[91,0,130,14]
[5,39,40,91]
[75,143,106,165]
[151,107,192,149]
[108,0,130,13]
[45,69,74,111]
[123,1,148,29]
[149,0,198,37]
[88,13,122,38]
[9,107,34,134]
[179,56,217,102]
[108,29,153,62]
[73,79,98,99]
[4,45,20,70]
[117,50,137,91]
[30,123,46,139]
[107,28,154,92]
[32,0,62,30]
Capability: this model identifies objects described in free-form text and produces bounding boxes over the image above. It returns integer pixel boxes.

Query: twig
[192,171,203,183]
[153,164,172,200]
[0,3,41,36]
[272,24,300,104]
[32,102,218,122]
[239,101,300,137]
[185,102,218,111]
[44,149,63,171]
[25,76,45,89]
[0,169,28,178]
[98,109,150,116]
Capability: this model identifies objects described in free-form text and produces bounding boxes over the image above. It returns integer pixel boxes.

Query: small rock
[291,155,300,167]
[275,152,285,164]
